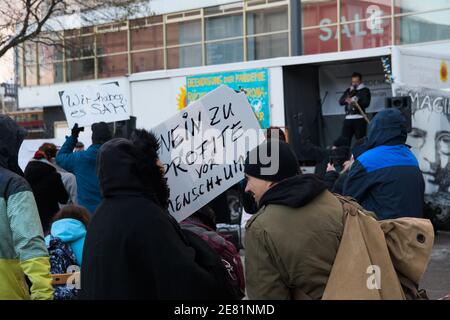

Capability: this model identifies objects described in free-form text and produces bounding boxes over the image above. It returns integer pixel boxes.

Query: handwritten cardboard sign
[152,85,264,222]
[59,82,130,128]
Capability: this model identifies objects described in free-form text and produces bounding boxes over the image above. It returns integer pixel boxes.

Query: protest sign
[152,85,265,222]
[59,82,130,128]
[186,68,270,128]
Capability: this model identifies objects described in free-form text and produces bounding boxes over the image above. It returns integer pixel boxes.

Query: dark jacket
[245,174,344,300]
[80,138,232,300]
[24,160,68,233]
[343,108,425,220]
[339,84,371,116]
[56,136,101,214]
[323,170,348,195]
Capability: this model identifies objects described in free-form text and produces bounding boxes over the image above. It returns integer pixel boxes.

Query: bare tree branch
[0,0,151,59]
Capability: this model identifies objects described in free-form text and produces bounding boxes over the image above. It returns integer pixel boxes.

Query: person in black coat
[24,150,69,234]
[80,129,235,300]
[338,72,371,146]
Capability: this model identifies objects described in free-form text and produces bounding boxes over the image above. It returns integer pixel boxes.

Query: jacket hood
[24,159,56,184]
[0,115,28,175]
[353,108,407,158]
[49,218,87,243]
[259,174,327,209]
[97,138,169,208]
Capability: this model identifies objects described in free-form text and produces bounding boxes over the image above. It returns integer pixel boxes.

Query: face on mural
[408,107,450,194]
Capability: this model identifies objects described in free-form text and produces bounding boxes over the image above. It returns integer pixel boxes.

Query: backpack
[326,194,433,300]
[47,236,79,300]
[180,221,245,299]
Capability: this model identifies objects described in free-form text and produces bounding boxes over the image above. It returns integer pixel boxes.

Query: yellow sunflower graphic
[176,86,187,110]
[441,61,448,83]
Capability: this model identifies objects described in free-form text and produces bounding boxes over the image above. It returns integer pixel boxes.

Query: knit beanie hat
[244,139,300,182]
[92,122,112,144]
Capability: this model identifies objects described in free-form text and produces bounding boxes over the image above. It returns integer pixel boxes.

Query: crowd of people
[0,106,435,300]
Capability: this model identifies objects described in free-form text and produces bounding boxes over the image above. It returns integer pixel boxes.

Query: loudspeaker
[113,116,137,139]
[386,96,412,133]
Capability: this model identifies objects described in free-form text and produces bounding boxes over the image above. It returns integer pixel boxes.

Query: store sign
[303,2,396,54]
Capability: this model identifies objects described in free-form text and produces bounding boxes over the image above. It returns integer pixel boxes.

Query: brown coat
[323,196,434,300]
[245,190,344,300]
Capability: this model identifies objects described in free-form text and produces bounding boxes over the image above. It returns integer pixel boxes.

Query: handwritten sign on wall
[152,85,264,222]
[59,82,130,128]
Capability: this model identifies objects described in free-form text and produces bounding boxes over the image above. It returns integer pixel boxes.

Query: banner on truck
[59,82,130,128]
[186,68,270,128]
[394,84,450,196]
[152,85,265,222]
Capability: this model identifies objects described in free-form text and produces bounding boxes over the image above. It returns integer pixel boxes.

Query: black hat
[244,139,300,182]
[92,122,112,144]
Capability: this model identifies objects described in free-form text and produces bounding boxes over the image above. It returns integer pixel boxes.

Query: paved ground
[421,231,450,299]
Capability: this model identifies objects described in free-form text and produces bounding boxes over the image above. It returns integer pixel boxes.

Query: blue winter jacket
[56,136,101,214]
[45,218,86,266]
[343,108,424,220]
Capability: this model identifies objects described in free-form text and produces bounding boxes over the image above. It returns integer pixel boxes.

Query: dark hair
[351,72,362,80]
[39,143,58,160]
[191,206,216,230]
[51,205,91,228]
[266,127,287,142]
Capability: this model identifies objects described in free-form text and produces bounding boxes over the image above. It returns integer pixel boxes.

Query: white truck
[18,41,450,231]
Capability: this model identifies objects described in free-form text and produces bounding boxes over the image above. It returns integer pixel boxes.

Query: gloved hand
[71,123,84,139]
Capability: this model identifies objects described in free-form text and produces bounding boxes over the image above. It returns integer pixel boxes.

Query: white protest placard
[59,82,130,128]
[153,85,265,222]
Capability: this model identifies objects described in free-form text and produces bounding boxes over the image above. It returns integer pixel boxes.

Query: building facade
[18,0,450,88]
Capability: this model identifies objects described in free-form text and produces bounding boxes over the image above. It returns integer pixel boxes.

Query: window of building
[130,25,164,50]
[340,0,391,23]
[131,50,164,73]
[96,30,128,55]
[167,45,202,69]
[302,0,337,28]
[67,59,95,81]
[65,35,95,59]
[302,25,338,54]
[205,13,243,40]
[340,17,392,51]
[246,5,289,34]
[25,64,38,86]
[98,54,128,78]
[394,0,450,14]
[206,39,244,65]
[247,32,289,60]
[39,62,64,85]
[397,10,450,44]
[166,20,202,46]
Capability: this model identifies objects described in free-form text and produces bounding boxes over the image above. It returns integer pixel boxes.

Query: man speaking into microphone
[337,72,371,146]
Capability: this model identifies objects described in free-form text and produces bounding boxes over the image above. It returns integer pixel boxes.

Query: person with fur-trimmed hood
[80,129,234,299]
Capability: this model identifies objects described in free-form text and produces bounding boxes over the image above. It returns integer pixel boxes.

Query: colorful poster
[186,68,270,128]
